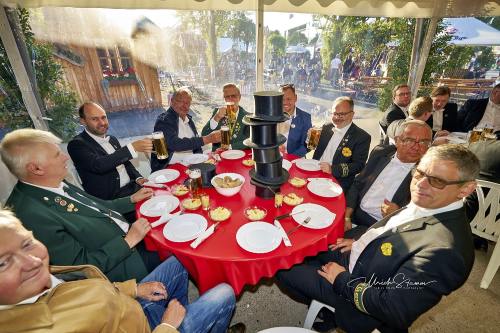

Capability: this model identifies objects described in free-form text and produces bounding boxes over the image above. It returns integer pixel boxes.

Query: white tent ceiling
[444,17,500,46]
[1,0,499,18]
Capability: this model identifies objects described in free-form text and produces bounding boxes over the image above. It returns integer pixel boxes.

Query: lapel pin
[59,199,67,207]
[43,197,49,201]
[54,196,61,203]
[291,124,296,128]
[380,242,393,256]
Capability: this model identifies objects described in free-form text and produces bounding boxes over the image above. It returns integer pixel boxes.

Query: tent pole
[408,18,424,92]
[0,7,48,130]
[255,0,264,91]
[411,17,439,99]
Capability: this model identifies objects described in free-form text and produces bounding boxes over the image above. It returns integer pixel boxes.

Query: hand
[161,299,186,329]
[317,262,346,284]
[124,218,151,248]
[214,107,227,122]
[137,281,167,301]
[344,218,352,231]
[434,130,449,138]
[319,162,332,174]
[132,138,153,153]
[208,130,222,143]
[130,187,153,203]
[381,199,399,217]
[279,144,286,153]
[329,238,354,253]
[136,178,147,185]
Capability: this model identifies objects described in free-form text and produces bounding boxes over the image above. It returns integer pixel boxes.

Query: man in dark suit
[151,88,221,172]
[427,85,458,134]
[68,102,152,200]
[379,84,412,133]
[1,128,159,282]
[345,120,432,233]
[278,144,478,333]
[312,96,370,192]
[278,83,312,157]
[201,83,250,151]
[457,83,499,133]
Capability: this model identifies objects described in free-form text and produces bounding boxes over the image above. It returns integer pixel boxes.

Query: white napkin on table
[150,211,181,228]
[274,220,292,247]
[190,224,217,249]
[307,177,333,183]
[143,181,168,189]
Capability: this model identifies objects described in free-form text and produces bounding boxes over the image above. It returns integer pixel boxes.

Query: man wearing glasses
[379,84,412,133]
[312,96,371,192]
[278,144,477,332]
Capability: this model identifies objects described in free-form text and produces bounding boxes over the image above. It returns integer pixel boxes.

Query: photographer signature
[347,273,437,289]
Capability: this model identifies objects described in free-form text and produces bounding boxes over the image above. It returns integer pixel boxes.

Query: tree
[226,12,255,53]
[267,30,286,57]
[287,31,308,46]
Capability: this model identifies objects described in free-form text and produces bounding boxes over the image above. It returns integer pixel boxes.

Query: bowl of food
[242,159,255,167]
[181,198,201,210]
[171,184,189,196]
[288,176,307,188]
[283,193,304,206]
[211,173,245,197]
[209,206,232,222]
[244,206,267,221]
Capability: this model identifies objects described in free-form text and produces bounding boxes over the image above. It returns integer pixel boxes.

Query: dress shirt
[359,154,415,221]
[278,107,297,143]
[399,105,409,117]
[330,58,341,69]
[432,108,444,131]
[209,107,240,130]
[170,116,196,164]
[319,122,352,163]
[477,99,500,132]
[348,200,463,272]
[0,275,63,310]
[85,130,138,188]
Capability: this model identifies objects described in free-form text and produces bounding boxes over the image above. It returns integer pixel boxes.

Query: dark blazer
[67,131,142,200]
[151,107,204,172]
[6,181,148,282]
[379,103,406,133]
[426,102,458,132]
[468,140,500,183]
[333,206,474,333]
[346,145,412,227]
[201,106,250,151]
[286,107,312,157]
[456,98,489,132]
[313,123,371,192]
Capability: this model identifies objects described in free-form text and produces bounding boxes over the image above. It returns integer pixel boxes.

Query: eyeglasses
[412,168,470,189]
[332,111,353,118]
[398,137,432,148]
[397,92,411,96]
[280,84,295,89]
[224,94,240,99]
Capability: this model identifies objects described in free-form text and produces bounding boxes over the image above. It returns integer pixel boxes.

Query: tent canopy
[443,17,500,46]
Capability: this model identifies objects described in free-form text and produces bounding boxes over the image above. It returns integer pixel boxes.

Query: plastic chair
[469,179,500,289]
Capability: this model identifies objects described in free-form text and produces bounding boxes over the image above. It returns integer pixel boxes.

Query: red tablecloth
[138,151,345,295]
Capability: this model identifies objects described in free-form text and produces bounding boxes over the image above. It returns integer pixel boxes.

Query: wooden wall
[54,44,162,112]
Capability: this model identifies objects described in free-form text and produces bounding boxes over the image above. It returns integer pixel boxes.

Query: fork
[286,217,311,235]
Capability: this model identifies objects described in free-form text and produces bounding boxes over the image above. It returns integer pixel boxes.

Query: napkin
[274,220,292,247]
[190,224,216,249]
[150,211,181,228]
[143,181,167,189]
[307,177,333,183]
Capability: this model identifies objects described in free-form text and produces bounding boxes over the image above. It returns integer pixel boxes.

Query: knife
[274,220,292,246]
[275,210,305,221]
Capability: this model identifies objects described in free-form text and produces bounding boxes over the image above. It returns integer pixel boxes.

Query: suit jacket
[286,107,312,157]
[151,107,204,172]
[426,102,458,132]
[333,206,474,333]
[0,265,175,333]
[456,98,489,132]
[6,181,149,282]
[67,131,142,200]
[201,106,250,151]
[312,123,371,192]
[346,145,412,227]
[467,140,500,183]
[379,103,406,133]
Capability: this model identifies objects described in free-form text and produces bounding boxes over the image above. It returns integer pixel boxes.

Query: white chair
[469,179,500,289]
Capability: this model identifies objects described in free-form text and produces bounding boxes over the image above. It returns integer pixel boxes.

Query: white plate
[236,222,282,254]
[291,203,336,229]
[182,154,209,165]
[282,159,292,171]
[450,132,468,139]
[163,214,208,242]
[294,158,320,172]
[307,179,343,198]
[221,150,246,160]
[140,195,180,217]
[149,169,180,183]
[439,136,467,144]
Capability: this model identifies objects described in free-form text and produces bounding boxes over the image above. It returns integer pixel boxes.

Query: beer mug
[225,102,236,124]
[187,169,202,198]
[307,126,322,150]
[221,125,231,150]
[201,193,210,211]
[481,124,494,140]
[468,128,482,143]
[152,131,168,160]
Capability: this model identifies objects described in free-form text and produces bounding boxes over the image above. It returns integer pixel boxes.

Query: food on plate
[242,159,255,167]
[204,158,216,165]
[244,207,267,221]
[283,193,304,206]
[209,207,231,221]
[182,198,201,210]
[289,176,306,187]
[171,184,189,196]
[213,176,243,188]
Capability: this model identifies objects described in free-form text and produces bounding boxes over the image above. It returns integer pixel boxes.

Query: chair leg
[304,299,336,329]
[480,240,500,289]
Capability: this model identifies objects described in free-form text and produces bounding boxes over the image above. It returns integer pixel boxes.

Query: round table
[138,150,345,295]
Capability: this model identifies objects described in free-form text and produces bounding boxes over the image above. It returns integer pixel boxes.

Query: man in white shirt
[278,144,478,333]
[457,83,500,135]
[68,102,152,200]
[329,54,342,87]
[426,85,458,135]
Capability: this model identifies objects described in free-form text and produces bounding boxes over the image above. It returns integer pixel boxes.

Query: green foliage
[287,31,308,46]
[475,47,495,70]
[267,30,286,57]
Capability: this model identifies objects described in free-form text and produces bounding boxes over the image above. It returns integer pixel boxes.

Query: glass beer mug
[187,169,202,199]
[221,125,231,150]
[152,131,168,160]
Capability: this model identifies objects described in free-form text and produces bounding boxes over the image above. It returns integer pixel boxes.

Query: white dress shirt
[348,200,463,272]
[477,99,500,132]
[85,130,138,188]
[359,154,415,221]
[170,116,196,164]
[319,122,352,163]
[0,275,63,310]
[278,107,297,144]
[330,57,341,69]
[432,108,445,131]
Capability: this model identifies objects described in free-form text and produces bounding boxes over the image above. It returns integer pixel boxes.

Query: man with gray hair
[278,144,478,332]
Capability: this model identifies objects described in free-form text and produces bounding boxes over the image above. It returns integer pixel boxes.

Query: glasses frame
[412,168,470,189]
[332,110,353,118]
[398,137,432,148]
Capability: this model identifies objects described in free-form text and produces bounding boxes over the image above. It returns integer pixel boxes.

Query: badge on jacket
[380,242,393,256]
[342,147,352,157]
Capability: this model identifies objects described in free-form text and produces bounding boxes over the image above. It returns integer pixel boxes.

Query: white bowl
[211,173,245,197]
